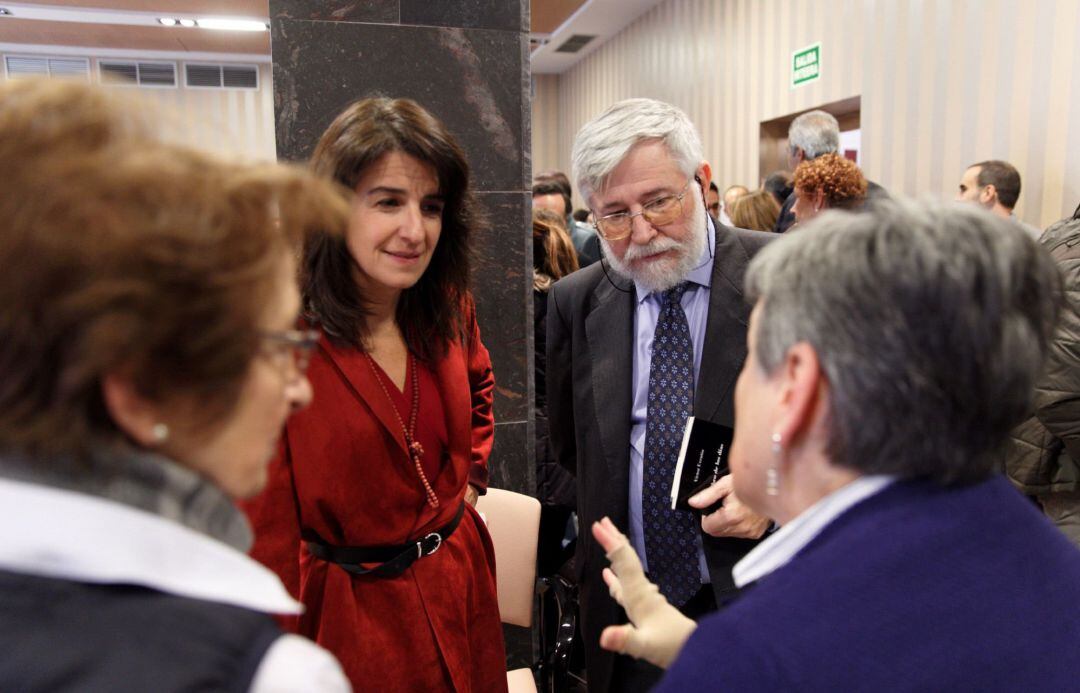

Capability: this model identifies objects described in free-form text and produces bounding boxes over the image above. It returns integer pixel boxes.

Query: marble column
[269,0,534,671]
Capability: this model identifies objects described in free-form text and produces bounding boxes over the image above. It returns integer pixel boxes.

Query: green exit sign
[791,42,821,88]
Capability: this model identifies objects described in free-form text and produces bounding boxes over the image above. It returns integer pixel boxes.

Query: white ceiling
[531,0,665,74]
[0,1,270,57]
[0,1,666,72]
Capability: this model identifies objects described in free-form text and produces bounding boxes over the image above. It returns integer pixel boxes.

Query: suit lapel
[696,228,753,422]
[585,275,636,483]
[318,333,411,458]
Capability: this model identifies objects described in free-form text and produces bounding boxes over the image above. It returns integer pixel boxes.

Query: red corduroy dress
[243,312,507,692]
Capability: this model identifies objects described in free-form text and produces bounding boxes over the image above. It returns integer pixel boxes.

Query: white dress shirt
[0,477,350,693]
[733,475,896,588]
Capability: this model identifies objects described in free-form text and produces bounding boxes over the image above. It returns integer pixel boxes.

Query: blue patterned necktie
[642,281,701,607]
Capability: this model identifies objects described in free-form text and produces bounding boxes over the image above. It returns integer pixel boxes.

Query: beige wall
[1,59,275,162]
[532,73,561,178]
[533,0,1080,228]
[138,63,276,163]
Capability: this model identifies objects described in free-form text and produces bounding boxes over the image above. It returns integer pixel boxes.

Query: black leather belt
[306,502,465,578]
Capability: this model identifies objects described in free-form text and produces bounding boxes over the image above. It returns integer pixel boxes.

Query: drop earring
[767,432,782,496]
[152,423,169,444]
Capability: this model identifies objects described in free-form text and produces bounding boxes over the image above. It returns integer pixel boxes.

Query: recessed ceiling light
[0,7,12,16]
[195,18,267,32]
[158,17,177,26]
[177,18,196,27]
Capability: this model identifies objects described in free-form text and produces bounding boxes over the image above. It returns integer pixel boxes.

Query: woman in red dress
[243,97,507,692]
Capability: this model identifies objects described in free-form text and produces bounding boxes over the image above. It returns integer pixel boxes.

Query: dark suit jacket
[546,225,774,692]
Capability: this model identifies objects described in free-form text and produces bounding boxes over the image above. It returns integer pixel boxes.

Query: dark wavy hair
[305,97,478,360]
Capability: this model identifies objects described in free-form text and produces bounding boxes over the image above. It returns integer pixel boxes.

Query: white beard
[600,188,709,294]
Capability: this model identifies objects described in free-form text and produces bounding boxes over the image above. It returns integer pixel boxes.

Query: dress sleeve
[239,431,303,632]
[465,296,496,492]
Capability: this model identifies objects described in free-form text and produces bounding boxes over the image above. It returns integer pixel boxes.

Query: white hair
[788,110,839,160]
[571,98,704,205]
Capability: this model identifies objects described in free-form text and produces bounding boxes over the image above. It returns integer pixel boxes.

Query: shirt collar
[732,474,896,588]
[0,477,303,615]
[634,215,716,303]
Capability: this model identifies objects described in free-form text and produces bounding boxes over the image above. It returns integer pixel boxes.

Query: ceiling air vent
[47,58,90,80]
[222,65,257,89]
[5,55,47,77]
[185,63,258,90]
[138,62,176,86]
[185,63,221,87]
[99,60,176,87]
[5,55,90,80]
[554,34,596,53]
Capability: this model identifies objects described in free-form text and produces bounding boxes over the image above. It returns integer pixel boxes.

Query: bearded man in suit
[546,98,774,693]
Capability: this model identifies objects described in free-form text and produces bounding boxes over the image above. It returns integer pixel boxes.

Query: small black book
[670,416,734,513]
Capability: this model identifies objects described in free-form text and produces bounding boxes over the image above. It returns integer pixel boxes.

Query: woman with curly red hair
[791,152,868,226]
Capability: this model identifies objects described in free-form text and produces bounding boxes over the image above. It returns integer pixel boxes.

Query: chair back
[476,488,540,628]
[507,667,537,693]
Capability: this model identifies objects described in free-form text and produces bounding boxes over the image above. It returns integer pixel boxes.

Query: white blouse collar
[733,475,896,588]
[0,477,302,614]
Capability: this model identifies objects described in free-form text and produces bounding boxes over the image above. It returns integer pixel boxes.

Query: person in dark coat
[593,199,1080,691]
[533,209,580,574]
[548,97,773,693]
[1003,202,1080,547]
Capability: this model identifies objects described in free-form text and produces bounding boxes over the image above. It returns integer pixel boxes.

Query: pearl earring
[767,432,782,496]
[152,423,169,443]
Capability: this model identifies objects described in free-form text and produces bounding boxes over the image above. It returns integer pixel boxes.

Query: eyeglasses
[258,329,319,376]
[592,181,691,241]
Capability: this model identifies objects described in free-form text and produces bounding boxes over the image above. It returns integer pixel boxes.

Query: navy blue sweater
[657,476,1080,691]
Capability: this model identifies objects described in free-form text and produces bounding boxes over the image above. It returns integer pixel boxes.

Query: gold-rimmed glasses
[592,181,692,241]
[258,329,319,377]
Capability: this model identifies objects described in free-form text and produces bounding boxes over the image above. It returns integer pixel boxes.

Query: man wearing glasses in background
[546,98,774,693]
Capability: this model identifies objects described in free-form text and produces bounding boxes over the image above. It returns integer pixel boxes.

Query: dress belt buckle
[419,532,442,557]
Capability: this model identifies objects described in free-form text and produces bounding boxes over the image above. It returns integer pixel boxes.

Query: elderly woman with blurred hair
[0,81,351,690]
[591,200,1080,690]
[243,97,507,691]
[790,152,868,226]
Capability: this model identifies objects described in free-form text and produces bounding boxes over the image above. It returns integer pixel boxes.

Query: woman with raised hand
[593,200,1080,690]
[0,80,351,692]
[243,97,506,692]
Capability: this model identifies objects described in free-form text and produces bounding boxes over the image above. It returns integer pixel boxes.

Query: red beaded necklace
[365,351,440,509]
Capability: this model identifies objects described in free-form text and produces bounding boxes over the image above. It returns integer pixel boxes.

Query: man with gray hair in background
[546,98,774,692]
[773,109,885,232]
